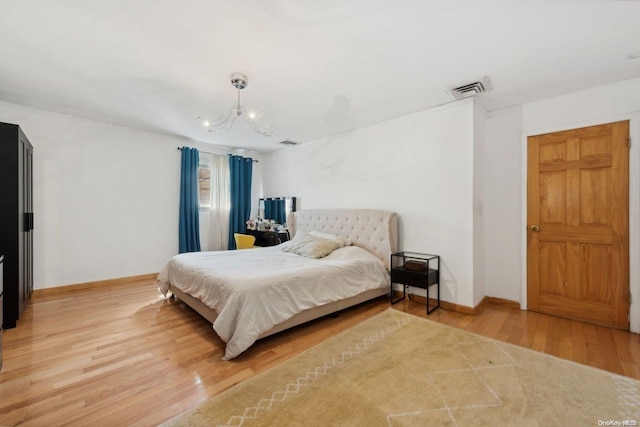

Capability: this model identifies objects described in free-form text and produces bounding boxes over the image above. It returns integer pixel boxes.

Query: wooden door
[527,121,630,329]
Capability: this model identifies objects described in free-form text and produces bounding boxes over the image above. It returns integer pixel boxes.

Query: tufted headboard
[287,209,398,270]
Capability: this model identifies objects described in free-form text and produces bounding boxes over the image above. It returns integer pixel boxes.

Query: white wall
[0,99,270,289]
[261,98,479,308]
[0,101,188,289]
[484,106,524,302]
[472,101,487,306]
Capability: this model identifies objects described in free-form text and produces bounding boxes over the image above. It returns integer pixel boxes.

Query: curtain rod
[177,146,258,162]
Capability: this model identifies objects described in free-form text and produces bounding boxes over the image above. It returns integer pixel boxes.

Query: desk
[244,229,289,247]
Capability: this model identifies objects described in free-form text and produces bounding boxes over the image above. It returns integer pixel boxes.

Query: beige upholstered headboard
[287,209,398,270]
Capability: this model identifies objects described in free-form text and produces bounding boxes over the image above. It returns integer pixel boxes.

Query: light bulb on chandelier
[196,72,274,137]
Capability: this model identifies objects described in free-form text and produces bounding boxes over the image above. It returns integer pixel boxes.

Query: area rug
[163,309,640,426]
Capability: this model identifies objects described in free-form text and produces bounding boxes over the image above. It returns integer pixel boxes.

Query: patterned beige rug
[163,309,640,426]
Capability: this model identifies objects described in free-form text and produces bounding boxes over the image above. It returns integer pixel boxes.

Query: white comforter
[157,245,389,360]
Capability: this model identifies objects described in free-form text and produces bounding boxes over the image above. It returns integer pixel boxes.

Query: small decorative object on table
[390,252,440,314]
[404,260,427,272]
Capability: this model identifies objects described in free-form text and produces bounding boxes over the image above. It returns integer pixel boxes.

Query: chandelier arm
[247,116,274,136]
[208,112,231,126]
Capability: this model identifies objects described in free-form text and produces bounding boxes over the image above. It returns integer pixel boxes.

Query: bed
[157,209,398,360]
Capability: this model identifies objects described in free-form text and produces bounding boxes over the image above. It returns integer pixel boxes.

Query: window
[198,155,212,209]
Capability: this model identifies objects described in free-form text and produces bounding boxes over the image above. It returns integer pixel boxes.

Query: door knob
[530,225,540,232]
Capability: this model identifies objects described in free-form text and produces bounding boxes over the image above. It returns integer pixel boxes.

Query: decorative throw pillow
[281,230,308,247]
[309,230,352,246]
[281,233,344,258]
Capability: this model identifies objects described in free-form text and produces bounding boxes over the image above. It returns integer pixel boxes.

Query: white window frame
[198,154,213,210]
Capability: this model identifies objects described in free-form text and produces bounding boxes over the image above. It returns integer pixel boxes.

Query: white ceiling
[1,1,640,153]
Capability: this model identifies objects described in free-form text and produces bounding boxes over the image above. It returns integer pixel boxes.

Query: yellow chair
[234,233,256,249]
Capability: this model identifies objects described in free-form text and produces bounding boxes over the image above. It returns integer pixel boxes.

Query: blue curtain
[228,154,253,249]
[179,147,201,253]
[264,198,286,224]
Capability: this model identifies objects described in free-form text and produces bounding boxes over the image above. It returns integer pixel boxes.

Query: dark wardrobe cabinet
[1,255,4,371]
[0,122,34,329]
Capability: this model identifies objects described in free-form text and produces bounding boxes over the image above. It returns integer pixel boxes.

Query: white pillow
[309,230,352,246]
[281,233,344,258]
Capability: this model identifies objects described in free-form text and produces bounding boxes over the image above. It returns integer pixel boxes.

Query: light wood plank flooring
[1,278,639,426]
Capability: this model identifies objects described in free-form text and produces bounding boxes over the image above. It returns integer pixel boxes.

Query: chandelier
[197,72,273,137]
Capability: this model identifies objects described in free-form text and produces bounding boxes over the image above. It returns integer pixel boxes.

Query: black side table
[390,252,440,314]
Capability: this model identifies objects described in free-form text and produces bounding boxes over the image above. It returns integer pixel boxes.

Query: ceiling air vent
[279,140,299,146]
[448,76,491,100]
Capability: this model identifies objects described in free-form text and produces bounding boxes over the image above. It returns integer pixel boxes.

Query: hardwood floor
[1,278,639,426]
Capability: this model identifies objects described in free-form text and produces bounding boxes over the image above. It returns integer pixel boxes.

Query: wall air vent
[448,76,491,100]
[279,140,299,146]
